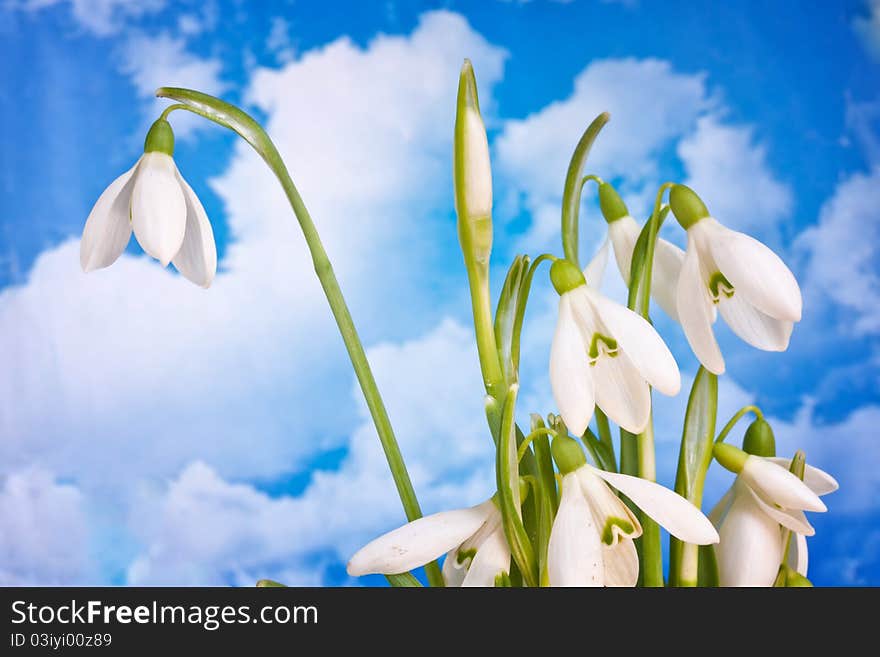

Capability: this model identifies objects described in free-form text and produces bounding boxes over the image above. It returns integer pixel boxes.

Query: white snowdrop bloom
[80,118,217,288]
[669,184,802,374]
[347,499,510,587]
[549,258,680,436]
[711,444,837,586]
[548,436,718,587]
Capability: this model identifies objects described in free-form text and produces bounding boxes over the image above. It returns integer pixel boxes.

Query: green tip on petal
[742,418,776,457]
[669,184,710,230]
[551,434,586,474]
[598,182,629,223]
[550,259,586,295]
[143,118,175,155]
[713,442,748,474]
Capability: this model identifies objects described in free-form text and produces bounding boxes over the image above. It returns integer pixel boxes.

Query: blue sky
[0,0,878,586]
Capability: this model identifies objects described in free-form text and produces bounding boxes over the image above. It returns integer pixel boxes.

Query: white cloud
[0,469,91,585]
[119,31,228,139]
[854,0,880,61]
[0,10,505,500]
[266,16,295,64]
[495,58,711,250]
[679,116,792,241]
[796,167,880,335]
[23,0,165,36]
[128,318,494,585]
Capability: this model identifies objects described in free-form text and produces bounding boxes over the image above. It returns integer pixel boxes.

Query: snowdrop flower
[548,258,680,436]
[80,118,217,288]
[347,498,510,587]
[669,184,802,374]
[587,181,684,322]
[711,443,837,587]
[548,436,718,587]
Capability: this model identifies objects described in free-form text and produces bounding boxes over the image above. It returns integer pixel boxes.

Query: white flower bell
[669,184,802,374]
[80,118,217,288]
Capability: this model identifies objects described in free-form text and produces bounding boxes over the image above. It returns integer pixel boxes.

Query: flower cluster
[80,61,836,588]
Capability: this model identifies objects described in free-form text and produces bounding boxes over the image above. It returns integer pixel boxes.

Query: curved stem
[517,427,556,463]
[715,405,764,444]
[154,90,443,587]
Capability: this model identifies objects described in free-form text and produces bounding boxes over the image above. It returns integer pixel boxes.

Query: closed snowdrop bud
[79,117,218,287]
[711,443,837,586]
[454,59,493,264]
[669,184,802,374]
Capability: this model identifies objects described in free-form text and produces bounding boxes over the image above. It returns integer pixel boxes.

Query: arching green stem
[154,88,442,587]
[715,405,764,444]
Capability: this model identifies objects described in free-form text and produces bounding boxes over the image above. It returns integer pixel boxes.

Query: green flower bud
[598,182,629,223]
[742,418,776,457]
[713,442,748,474]
[143,118,175,156]
[549,259,586,295]
[551,434,586,474]
[669,184,710,230]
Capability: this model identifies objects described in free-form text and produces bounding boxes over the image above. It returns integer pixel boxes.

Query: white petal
[787,532,809,577]
[741,457,826,512]
[583,237,610,289]
[548,474,604,587]
[677,235,725,374]
[130,152,187,266]
[346,500,493,576]
[716,491,783,587]
[707,219,802,322]
[461,526,511,587]
[584,287,680,396]
[171,171,217,288]
[718,293,793,351]
[577,467,641,545]
[708,486,736,527]
[744,483,815,536]
[587,464,719,545]
[603,539,639,587]
[590,348,651,434]
[80,162,137,272]
[442,548,468,587]
[767,458,839,496]
[608,215,640,284]
[550,295,595,436]
[650,237,685,323]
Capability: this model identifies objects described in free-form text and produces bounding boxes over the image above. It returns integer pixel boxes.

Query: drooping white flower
[586,182,684,322]
[711,444,837,587]
[347,499,510,587]
[548,436,718,587]
[549,258,680,436]
[80,118,217,288]
[669,184,802,375]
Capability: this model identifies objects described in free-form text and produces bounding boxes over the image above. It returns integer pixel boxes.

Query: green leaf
[669,367,718,586]
[255,579,287,588]
[561,113,611,267]
[494,256,529,386]
[386,573,423,587]
[496,384,538,586]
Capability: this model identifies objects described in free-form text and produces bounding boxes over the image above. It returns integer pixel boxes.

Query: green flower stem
[517,427,557,464]
[386,572,423,587]
[715,405,764,444]
[561,113,611,267]
[154,88,443,588]
[594,409,616,470]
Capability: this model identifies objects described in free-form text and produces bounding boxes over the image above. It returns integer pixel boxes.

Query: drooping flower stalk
[152,88,443,587]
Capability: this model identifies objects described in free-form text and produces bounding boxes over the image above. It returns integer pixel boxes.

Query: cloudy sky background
[1,0,878,586]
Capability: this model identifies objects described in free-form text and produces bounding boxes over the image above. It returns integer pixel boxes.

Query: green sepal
[598,182,629,223]
[742,418,776,457]
[549,259,586,295]
[669,184,710,230]
[143,118,175,155]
